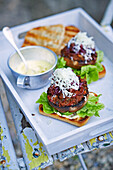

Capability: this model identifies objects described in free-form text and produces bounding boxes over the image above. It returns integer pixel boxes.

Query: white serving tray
[0,8,113,156]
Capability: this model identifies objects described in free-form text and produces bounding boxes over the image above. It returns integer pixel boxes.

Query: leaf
[81,65,99,84]
[73,69,82,76]
[36,92,54,114]
[61,111,74,116]
[96,50,104,63]
[43,102,54,114]
[77,94,104,118]
[88,94,101,104]
[56,57,66,68]
[95,62,104,72]
[36,92,48,104]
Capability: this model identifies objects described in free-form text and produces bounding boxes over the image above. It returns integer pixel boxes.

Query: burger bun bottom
[38,92,97,127]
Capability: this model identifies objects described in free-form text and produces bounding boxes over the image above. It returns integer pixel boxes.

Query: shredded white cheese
[50,68,79,98]
[67,32,95,64]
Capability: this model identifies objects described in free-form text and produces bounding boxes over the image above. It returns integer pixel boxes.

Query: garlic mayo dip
[15,60,52,75]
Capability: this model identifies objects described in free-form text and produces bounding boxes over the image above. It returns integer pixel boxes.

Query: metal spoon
[2,27,34,74]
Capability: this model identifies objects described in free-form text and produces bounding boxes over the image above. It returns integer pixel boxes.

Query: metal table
[0,1,113,169]
[0,80,113,169]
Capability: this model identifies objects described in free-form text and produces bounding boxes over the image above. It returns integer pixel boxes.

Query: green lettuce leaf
[96,50,104,63]
[36,92,104,118]
[36,92,54,113]
[76,94,104,118]
[73,69,82,77]
[36,92,48,104]
[95,62,104,73]
[73,64,100,84]
[81,65,99,84]
[56,57,66,68]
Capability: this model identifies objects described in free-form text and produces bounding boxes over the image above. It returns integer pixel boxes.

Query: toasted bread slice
[22,25,79,55]
[39,104,90,127]
[57,25,80,54]
[22,24,65,54]
[38,92,98,127]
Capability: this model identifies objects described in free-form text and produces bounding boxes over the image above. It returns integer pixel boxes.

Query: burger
[58,32,106,84]
[36,68,104,127]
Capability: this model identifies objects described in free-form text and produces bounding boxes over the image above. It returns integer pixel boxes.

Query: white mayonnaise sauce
[56,111,79,119]
[15,60,52,75]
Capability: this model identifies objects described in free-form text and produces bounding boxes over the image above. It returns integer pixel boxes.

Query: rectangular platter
[0,8,113,155]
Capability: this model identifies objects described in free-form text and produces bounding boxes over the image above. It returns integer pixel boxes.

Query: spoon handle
[2,27,27,68]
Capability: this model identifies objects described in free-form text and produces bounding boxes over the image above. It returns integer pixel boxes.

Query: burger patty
[61,43,97,69]
[47,77,89,113]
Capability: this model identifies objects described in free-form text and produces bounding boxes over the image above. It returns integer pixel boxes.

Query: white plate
[0,8,113,155]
